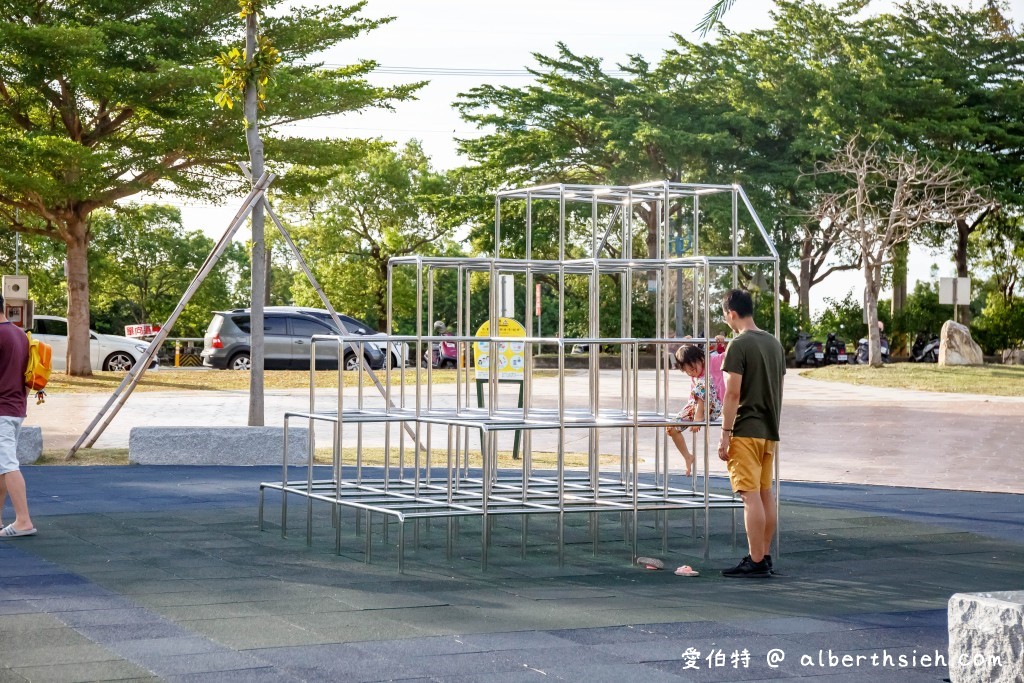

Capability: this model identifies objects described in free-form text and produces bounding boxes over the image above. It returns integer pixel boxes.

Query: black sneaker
[722,555,771,578]
[765,553,775,575]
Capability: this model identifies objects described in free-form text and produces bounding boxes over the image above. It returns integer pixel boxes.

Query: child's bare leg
[667,428,695,476]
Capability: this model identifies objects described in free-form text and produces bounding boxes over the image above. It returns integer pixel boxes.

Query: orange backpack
[25,332,53,400]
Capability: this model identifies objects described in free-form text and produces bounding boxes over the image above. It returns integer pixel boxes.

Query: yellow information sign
[474,318,527,380]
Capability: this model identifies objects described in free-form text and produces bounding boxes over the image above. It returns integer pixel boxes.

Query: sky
[167,0,1024,315]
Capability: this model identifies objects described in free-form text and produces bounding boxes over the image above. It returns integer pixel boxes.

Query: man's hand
[718,433,731,462]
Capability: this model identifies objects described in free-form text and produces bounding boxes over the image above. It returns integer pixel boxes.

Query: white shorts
[0,416,23,474]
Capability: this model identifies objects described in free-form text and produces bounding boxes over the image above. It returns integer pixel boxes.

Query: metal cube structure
[259,181,781,572]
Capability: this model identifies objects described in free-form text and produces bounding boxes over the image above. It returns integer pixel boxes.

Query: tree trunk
[954,219,972,325]
[864,260,882,368]
[263,247,272,306]
[246,9,266,427]
[890,241,907,316]
[798,236,813,322]
[64,221,93,377]
[375,259,389,331]
[644,209,658,259]
[889,241,908,355]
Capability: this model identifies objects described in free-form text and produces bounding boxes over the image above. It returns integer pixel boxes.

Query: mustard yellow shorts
[727,437,777,493]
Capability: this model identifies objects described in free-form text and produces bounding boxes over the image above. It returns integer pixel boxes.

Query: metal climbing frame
[259,181,782,572]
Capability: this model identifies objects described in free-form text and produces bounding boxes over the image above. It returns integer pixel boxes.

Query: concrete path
[1,466,1021,682]
[28,370,1024,493]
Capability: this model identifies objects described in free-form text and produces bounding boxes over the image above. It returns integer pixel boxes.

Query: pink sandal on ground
[674,565,700,577]
[636,557,664,570]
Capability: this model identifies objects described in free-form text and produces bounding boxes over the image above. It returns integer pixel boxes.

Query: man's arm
[718,370,742,461]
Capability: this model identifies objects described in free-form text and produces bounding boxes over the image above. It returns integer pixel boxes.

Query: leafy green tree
[0,224,67,315]
[0,0,419,375]
[283,141,461,330]
[972,291,1024,354]
[455,2,902,320]
[814,293,864,345]
[974,211,1024,306]
[894,281,947,340]
[88,205,246,337]
[869,2,1024,322]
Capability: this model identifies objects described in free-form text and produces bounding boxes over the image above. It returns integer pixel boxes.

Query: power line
[316,63,630,78]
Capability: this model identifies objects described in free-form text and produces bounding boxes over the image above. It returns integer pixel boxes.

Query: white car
[30,315,159,372]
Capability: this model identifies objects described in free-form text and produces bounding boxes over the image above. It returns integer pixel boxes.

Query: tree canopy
[0,0,420,374]
[454,0,1023,324]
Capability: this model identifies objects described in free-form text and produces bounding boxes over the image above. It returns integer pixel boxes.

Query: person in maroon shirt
[0,296,35,538]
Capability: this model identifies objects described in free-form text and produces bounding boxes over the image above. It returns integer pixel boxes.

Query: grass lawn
[44,447,615,469]
[801,363,1024,397]
[44,368,558,394]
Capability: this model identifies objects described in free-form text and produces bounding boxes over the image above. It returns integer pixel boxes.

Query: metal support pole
[69,173,275,457]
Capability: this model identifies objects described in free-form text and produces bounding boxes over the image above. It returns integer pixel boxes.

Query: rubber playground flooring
[1,466,1021,682]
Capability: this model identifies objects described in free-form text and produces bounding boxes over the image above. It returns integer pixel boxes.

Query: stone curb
[129,426,311,466]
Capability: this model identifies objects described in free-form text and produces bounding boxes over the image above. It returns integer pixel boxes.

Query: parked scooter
[793,332,825,368]
[853,335,890,364]
[424,321,459,369]
[909,332,940,363]
[823,332,849,365]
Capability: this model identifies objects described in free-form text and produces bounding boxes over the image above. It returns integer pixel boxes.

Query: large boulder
[16,426,42,465]
[948,591,1024,683]
[939,320,984,367]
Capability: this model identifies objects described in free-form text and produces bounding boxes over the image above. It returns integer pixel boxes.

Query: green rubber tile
[155,596,356,622]
[11,660,151,683]
[133,588,290,608]
[283,610,427,642]
[164,576,280,592]
[83,568,182,583]
[0,644,122,668]
[161,565,264,580]
[495,585,619,601]
[180,615,342,649]
[500,563,607,579]
[91,579,203,596]
[320,587,450,610]
[0,613,68,633]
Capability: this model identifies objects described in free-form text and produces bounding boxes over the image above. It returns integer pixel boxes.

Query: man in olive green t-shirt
[717,289,785,578]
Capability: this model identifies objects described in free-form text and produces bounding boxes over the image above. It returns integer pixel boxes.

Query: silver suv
[201,310,385,371]
[264,306,409,368]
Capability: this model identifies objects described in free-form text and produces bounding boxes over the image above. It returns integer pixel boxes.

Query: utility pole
[245,5,266,426]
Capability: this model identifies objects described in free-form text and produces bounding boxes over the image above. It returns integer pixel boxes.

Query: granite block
[129,427,310,466]
[15,426,41,465]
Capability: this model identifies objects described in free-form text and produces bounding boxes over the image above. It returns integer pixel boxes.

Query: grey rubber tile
[141,651,269,677]
[56,608,171,628]
[0,601,37,616]
[400,651,529,677]
[739,616,874,636]
[431,671,564,683]
[164,668,302,683]
[76,622,189,642]
[181,616,342,649]
[107,636,227,659]
[455,631,583,652]
[245,644,422,681]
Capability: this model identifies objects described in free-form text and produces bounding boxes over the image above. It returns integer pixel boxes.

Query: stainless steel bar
[72,172,274,455]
